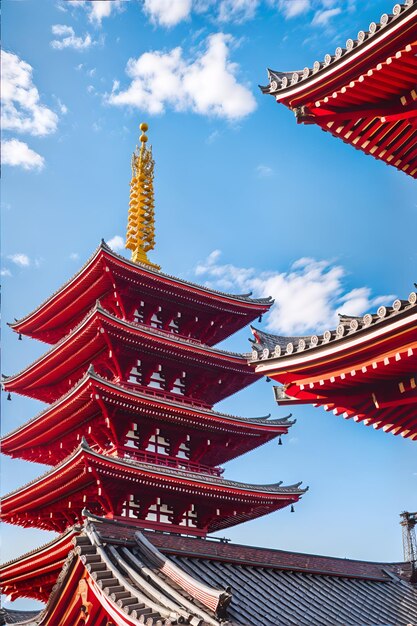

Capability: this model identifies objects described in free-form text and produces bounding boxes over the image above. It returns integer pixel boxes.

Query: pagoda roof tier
[250,293,417,439]
[1,440,307,535]
[0,527,78,602]
[9,242,273,345]
[2,369,294,466]
[3,304,260,405]
[261,0,417,178]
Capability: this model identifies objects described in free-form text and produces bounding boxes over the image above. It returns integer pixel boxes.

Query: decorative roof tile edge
[250,291,416,363]
[261,0,416,95]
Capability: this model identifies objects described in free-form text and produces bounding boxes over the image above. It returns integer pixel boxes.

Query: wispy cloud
[106,235,125,251]
[108,33,256,120]
[256,164,274,178]
[69,252,80,260]
[195,251,394,335]
[8,253,31,267]
[278,0,310,18]
[312,7,341,26]
[2,139,45,171]
[1,268,12,277]
[51,25,93,50]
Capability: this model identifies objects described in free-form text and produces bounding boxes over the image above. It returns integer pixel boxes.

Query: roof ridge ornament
[126,123,161,271]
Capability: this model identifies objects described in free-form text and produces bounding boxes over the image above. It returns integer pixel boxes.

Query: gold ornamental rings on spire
[126,123,160,270]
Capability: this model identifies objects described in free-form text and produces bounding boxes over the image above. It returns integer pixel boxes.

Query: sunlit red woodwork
[2,369,293,465]
[8,240,272,345]
[250,293,417,440]
[0,528,78,602]
[2,439,305,534]
[262,0,417,177]
[3,304,262,405]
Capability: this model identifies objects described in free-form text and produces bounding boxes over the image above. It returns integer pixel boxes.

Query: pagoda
[1,124,306,612]
[261,0,417,178]
[250,294,417,440]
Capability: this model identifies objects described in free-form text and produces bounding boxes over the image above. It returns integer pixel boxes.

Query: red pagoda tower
[1,124,306,592]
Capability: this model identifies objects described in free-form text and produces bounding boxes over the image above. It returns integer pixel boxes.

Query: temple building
[261,0,417,177]
[1,123,417,625]
[250,295,417,440]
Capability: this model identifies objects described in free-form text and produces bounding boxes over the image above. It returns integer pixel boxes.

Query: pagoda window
[146,430,170,455]
[123,494,140,519]
[177,440,190,460]
[148,364,165,389]
[146,498,173,524]
[179,504,197,528]
[171,371,186,395]
[125,426,140,449]
[132,301,145,324]
[168,315,180,334]
[128,359,142,385]
[150,307,163,329]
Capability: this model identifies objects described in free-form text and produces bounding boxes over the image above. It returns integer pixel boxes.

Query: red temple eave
[263,1,417,177]
[1,442,307,534]
[9,242,273,344]
[1,370,293,465]
[254,307,417,383]
[0,527,79,602]
[3,304,260,404]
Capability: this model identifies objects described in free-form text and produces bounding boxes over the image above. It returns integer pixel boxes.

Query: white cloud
[108,33,256,120]
[195,251,394,335]
[51,25,93,50]
[256,164,274,178]
[106,235,125,251]
[278,0,310,18]
[70,252,79,260]
[1,50,58,136]
[1,268,12,277]
[8,253,31,267]
[2,139,45,171]
[217,0,259,22]
[65,0,123,26]
[144,0,193,26]
[312,7,341,25]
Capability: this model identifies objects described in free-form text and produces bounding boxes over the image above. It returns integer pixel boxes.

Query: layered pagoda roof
[1,369,293,465]
[2,440,306,534]
[261,0,417,177]
[2,514,416,626]
[3,304,260,405]
[250,292,417,439]
[9,241,273,345]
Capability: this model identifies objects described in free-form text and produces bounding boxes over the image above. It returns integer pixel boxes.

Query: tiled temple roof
[250,291,416,362]
[261,0,416,95]
[5,515,417,625]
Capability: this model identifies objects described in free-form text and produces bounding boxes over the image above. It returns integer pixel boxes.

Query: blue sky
[1,0,416,611]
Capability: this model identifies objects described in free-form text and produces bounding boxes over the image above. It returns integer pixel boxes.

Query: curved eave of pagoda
[2,441,307,530]
[3,304,260,402]
[9,241,273,341]
[0,526,78,602]
[262,0,417,107]
[1,370,294,464]
[251,295,417,382]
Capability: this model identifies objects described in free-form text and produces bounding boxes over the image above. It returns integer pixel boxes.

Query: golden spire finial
[126,122,160,269]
